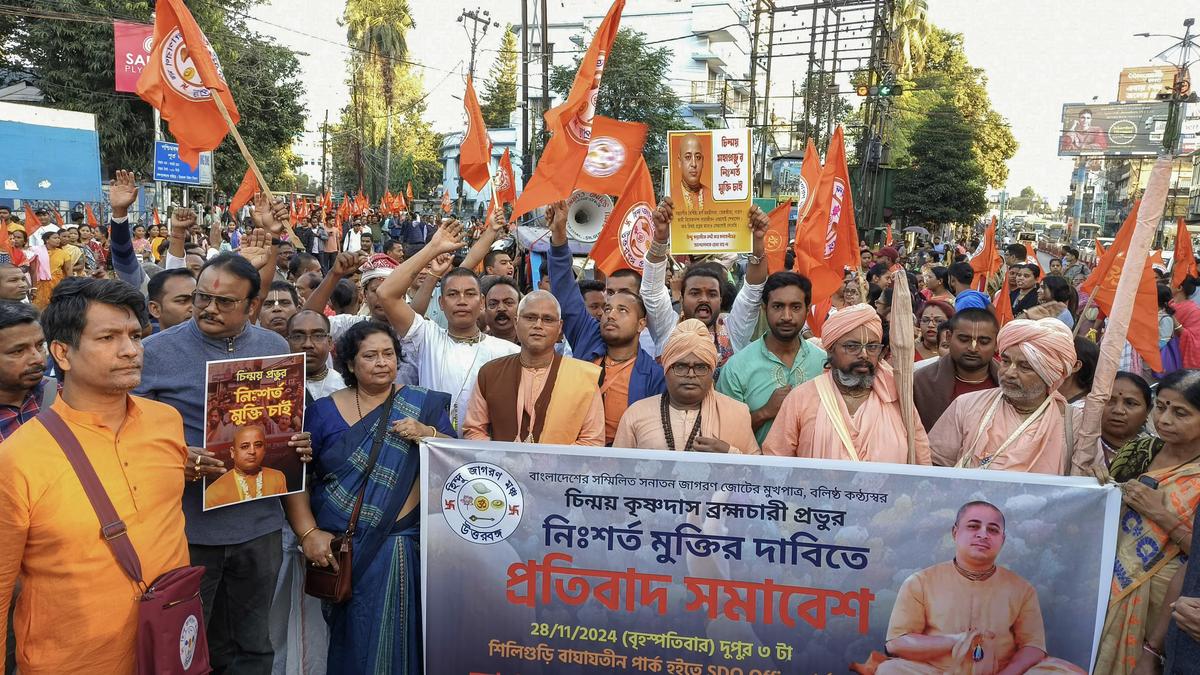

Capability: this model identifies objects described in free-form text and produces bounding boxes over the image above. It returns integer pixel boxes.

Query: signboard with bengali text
[667,128,753,255]
[422,440,1119,674]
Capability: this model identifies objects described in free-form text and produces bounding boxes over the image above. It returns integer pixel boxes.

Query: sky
[249,0,1199,201]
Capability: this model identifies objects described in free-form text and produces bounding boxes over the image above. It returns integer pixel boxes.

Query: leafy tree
[795,71,853,152]
[893,103,986,226]
[0,0,306,195]
[548,27,688,188]
[481,25,518,127]
[889,0,932,78]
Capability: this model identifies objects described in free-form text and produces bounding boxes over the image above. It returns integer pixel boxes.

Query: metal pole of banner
[153,107,163,227]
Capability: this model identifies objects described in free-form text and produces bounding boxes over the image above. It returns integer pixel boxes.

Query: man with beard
[642,198,764,373]
[146,268,196,332]
[285,310,343,400]
[483,276,520,343]
[614,319,757,453]
[465,290,604,445]
[929,318,1087,475]
[258,281,299,338]
[545,200,665,445]
[718,271,827,445]
[674,133,709,210]
[913,308,1000,431]
[0,301,57,441]
[377,220,519,431]
[763,304,932,464]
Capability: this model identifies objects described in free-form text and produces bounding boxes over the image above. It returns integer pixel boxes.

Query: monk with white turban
[613,319,759,454]
[929,317,1086,475]
[762,304,931,464]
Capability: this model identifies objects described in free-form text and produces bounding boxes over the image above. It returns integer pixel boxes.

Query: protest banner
[422,439,1119,674]
[667,128,753,255]
[203,354,306,511]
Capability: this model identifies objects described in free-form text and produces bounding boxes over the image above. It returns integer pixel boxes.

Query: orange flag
[152,208,162,226]
[382,190,394,215]
[84,203,100,227]
[22,204,40,234]
[589,155,654,276]
[511,0,625,219]
[51,209,64,227]
[1095,239,1106,257]
[1080,202,1162,371]
[994,276,1014,326]
[441,191,452,214]
[228,168,257,214]
[789,169,843,308]
[1172,217,1198,286]
[970,217,1003,290]
[495,148,517,206]
[765,200,791,273]
[806,126,860,275]
[406,182,414,201]
[396,191,408,212]
[460,76,492,191]
[136,0,238,169]
[794,138,822,223]
[574,116,648,196]
[885,221,893,247]
[1149,249,1166,270]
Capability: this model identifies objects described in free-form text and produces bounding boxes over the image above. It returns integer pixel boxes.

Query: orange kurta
[0,396,190,674]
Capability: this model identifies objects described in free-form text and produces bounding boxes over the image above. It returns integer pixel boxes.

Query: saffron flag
[84,204,100,227]
[152,208,162,226]
[495,148,517,206]
[589,155,654,277]
[765,200,791,274]
[22,205,40,233]
[1080,202,1162,371]
[1172,217,1198,287]
[795,138,822,222]
[800,126,860,276]
[994,276,1014,326]
[574,116,648,196]
[396,191,408,212]
[228,168,256,215]
[441,191,453,214]
[885,221,893,247]
[51,210,64,227]
[460,76,492,191]
[407,182,414,201]
[383,190,395,215]
[970,217,1003,291]
[790,194,842,308]
[511,0,625,219]
[136,0,239,170]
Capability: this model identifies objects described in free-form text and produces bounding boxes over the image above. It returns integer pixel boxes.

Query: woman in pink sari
[1171,279,1200,369]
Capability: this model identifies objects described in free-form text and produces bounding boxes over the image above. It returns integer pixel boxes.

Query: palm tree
[888,0,931,78]
[344,0,415,195]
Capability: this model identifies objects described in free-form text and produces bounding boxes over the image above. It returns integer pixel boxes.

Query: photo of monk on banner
[674,132,710,211]
[204,424,290,509]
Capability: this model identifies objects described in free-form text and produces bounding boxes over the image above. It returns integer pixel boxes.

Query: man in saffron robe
[204,425,289,509]
[762,304,931,464]
[613,319,759,454]
[929,318,1088,475]
[877,501,1085,674]
[464,290,605,446]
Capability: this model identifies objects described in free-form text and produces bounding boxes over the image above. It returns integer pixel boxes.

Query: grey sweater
[136,319,291,546]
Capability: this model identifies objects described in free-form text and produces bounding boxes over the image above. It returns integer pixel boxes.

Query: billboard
[154,141,213,186]
[0,102,102,202]
[1058,102,1170,156]
[113,21,154,94]
[1116,65,1178,102]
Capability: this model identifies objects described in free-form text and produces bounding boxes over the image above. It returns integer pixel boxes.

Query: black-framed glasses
[669,362,713,377]
[191,291,248,313]
[837,342,885,356]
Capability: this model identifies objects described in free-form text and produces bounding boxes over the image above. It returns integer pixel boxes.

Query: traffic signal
[855,84,903,97]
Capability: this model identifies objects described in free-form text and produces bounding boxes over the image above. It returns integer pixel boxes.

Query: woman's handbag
[304,387,397,602]
[40,408,210,675]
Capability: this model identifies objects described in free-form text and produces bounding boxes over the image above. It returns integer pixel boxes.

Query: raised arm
[641,197,680,349]
[410,253,452,316]
[546,200,598,354]
[303,251,366,314]
[376,221,465,337]
[728,206,769,351]
[460,208,507,271]
[107,169,147,292]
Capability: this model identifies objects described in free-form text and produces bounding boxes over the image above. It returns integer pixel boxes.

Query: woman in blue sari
[284,320,455,674]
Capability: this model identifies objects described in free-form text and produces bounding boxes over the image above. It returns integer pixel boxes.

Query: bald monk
[929,318,1087,475]
[205,425,289,509]
[878,501,1085,675]
[675,133,709,210]
[614,319,759,454]
[762,304,931,464]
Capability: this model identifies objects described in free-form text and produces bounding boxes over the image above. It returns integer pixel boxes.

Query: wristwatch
[747,252,764,265]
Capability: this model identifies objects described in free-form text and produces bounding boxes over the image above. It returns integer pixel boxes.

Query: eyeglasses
[836,342,885,355]
[918,316,942,326]
[287,331,330,344]
[191,291,248,313]
[669,362,713,377]
[518,313,560,325]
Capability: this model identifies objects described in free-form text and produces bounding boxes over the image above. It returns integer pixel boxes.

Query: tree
[548,27,688,188]
[481,25,518,127]
[888,0,932,78]
[893,103,986,226]
[795,71,853,152]
[0,0,306,195]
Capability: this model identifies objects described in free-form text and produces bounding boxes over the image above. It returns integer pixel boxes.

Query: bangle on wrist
[298,525,318,544]
[649,240,670,257]
[1142,641,1164,664]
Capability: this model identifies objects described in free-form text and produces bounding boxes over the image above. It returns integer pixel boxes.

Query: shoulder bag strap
[39,407,146,588]
[345,386,398,539]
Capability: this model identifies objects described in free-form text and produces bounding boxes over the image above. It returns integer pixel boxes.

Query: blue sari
[305,386,455,674]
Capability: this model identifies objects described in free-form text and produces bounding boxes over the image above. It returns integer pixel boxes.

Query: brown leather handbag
[304,387,396,602]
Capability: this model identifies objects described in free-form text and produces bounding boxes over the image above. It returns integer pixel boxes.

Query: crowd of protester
[0,178,1198,674]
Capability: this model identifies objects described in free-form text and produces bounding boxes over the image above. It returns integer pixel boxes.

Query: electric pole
[521,0,530,188]
[1136,18,1198,155]
[320,109,329,194]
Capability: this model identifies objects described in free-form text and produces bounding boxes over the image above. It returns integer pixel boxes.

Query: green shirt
[716,335,827,444]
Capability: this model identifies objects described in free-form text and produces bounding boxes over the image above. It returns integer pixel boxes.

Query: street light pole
[1136,18,1198,155]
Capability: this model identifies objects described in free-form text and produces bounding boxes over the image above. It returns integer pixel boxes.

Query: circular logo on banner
[442,462,524,544]
[619,202,655,270]
[765,229,785,255]
[1108,119,1137,146]
[179,614,199,669]
[794,176,812,218]
[143,35,154,53]
[161,28,227,101]
[583,136,626,178]
[493,166,511,193]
